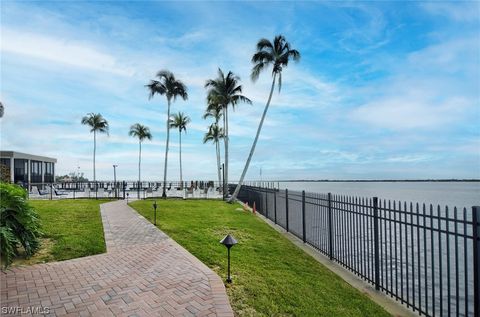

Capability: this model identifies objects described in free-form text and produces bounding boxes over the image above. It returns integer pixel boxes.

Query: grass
[14,199,110,265]
[130,199,390,317]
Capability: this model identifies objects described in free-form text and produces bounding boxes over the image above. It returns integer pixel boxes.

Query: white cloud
[2,1,478,181]
[350,35,478,131]
[352,95,470,130]
[421,2,480,22]
[1,28,134,76]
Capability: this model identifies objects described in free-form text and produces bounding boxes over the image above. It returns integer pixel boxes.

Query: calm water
[275,181,479,210]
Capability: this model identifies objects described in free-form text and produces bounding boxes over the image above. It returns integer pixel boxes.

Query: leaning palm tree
[203,123,224,188]
[146,70,188,198]
[129,123,152,198]
[230,35,300,202]
[81,113,109,183]
[205,69,251,197]
[169,112,190,189]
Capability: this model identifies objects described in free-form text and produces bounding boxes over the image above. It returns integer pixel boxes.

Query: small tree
[81,113,109,183]
[129,123,153,198]
[146,70,188,198]
[169,112,190,189]
[203,123,224,188]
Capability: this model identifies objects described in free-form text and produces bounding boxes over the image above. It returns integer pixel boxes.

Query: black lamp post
[153,201,157,226]
[112,164,118,198]
[220,234,238,283]
[221,163,225,200]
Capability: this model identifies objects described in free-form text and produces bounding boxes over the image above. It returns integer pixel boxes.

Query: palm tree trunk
[179,128,183,189]
[216,141,221,189]
[138,140,142,199]
[224,105,229,198]
[93,130,96,183]
[163,98,171,198]
[230,73,277,202]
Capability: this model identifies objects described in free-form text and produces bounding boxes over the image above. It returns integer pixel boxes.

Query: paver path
[1,200,233,317]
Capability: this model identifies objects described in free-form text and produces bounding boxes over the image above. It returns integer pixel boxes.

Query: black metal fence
[235,185,480,317]
[27,180,224,200]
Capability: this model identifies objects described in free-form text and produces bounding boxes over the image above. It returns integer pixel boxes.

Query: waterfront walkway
[1,200,233,316]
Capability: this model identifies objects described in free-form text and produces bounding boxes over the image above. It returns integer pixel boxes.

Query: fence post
[302,190,306,243]
[274,189,277,224]
[286,189,289,232]
[473,206,480,317]
[123,181,126,200]
[265,189,268,219]
[328,193,333,260]
[373,197,380,291]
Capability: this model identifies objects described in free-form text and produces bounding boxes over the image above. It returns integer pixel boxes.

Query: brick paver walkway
[1,200,233,316]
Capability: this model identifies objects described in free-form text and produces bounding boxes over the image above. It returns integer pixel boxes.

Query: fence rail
[234,185,480,317]
[27,180,224,200]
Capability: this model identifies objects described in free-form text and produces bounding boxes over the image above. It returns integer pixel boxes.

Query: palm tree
[146,70,188,198]
[81,113,109,183]
[203,123,224,187]
[205,69,251,197]
[203,100,223,187]
[169,112,190,189]
[202,99,223,123]
[129,123,152,198]
[230,35,300,202]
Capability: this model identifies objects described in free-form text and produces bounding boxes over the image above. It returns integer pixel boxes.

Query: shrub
[0,183,41,268]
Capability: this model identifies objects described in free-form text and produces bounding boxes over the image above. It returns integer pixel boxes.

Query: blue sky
[1,1,479,181]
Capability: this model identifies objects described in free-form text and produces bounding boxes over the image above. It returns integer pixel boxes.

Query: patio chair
[146,188,153,198]
[52,184,68,196]
[185,187,194,198]
[30,186,39,195]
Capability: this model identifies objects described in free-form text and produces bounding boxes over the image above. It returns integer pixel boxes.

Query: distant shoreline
[256,179,480,183]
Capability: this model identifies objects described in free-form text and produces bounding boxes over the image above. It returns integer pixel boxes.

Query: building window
[0,158,10,167]
[14,159,28,184]
[44,162,54,183]
[31,160,43,183]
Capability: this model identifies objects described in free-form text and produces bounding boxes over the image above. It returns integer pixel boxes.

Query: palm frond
[129,123,152,141]
[250,34,300,87]
[81,113,109,135]
[205,68,250,110]
[147,70,188,102]
[256,38,273,51]
[251,62,267,81]
[169,112,191,133]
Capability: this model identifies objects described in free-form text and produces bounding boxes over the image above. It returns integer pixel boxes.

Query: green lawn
[24,199,109,263]
[130,199,390,317]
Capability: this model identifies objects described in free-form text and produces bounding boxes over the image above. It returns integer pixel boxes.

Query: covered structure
[0,151,57,185]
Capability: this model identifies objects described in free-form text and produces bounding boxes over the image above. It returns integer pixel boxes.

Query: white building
[0,151,57,184]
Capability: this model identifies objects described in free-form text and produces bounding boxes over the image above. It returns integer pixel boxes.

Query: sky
[1,1,479,181]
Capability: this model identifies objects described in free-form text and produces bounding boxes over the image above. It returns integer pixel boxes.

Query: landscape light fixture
[153,201,157,225]
[220,234,238,283]
[126,192,129,203]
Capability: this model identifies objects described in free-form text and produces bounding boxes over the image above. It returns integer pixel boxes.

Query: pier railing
[235,185,480,317]
[27,180,224,200]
